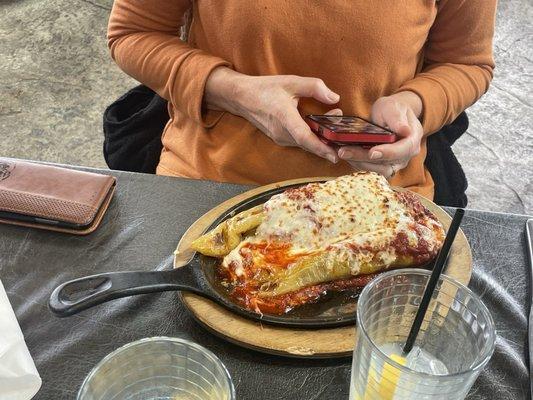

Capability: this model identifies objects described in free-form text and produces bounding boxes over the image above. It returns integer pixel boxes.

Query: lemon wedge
[354,353,406,399]
[378,354,406,399]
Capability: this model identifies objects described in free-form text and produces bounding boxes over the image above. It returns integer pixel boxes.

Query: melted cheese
[222,172,443,277]
[258,173,406,251]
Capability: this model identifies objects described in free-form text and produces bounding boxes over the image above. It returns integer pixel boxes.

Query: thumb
[324,108,343,124]
[291,77,340,105]
[380,106,411,138]
[325,108,343,116]
[394,123,411,139]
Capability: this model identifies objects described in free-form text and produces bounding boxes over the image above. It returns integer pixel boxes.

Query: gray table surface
[0,168,530,400]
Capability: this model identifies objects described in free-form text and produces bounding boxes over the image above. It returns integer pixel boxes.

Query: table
[0,167,530,399]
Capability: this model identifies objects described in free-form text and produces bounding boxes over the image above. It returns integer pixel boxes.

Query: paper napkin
[0,280,42,399]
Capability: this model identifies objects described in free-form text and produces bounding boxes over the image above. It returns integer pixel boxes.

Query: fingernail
[339,149,350,159]
[370,151,383,160]
[327,154,338,164]
[328,92,340,102]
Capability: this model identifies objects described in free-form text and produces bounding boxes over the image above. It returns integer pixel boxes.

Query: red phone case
[305,115,397,146]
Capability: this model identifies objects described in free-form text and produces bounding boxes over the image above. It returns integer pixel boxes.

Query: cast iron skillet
[49,183,431,329]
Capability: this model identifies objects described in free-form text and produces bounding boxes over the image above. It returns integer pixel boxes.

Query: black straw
[402,208,465,355]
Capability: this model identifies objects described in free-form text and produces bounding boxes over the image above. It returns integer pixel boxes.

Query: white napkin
[0,280,42,400]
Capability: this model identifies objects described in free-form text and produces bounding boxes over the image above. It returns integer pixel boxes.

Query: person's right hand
[204,67,340,164]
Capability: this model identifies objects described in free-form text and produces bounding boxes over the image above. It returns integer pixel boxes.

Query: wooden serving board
[174,177,473,358]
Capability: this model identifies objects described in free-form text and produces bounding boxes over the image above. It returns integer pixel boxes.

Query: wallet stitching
[0,188,99,209]
[0,188,99,225]
[86,178,115,217]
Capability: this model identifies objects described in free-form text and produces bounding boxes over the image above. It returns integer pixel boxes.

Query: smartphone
[305,115,396,146]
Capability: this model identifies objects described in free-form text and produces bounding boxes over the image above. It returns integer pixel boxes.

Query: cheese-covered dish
[191,172,445,314]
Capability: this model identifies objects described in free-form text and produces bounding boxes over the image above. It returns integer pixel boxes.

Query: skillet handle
[49,267,205,317]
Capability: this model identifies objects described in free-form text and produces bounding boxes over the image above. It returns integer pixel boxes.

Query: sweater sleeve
[107,0,231,126]
[396,0,496,134]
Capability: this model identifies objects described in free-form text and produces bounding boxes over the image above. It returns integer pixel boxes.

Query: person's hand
[204,67,340,163]
[337,91,424,178]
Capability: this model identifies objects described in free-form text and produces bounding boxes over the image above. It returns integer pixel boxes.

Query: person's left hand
[337,91,424,179]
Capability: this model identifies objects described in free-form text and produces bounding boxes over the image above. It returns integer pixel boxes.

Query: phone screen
[308,115,392,135]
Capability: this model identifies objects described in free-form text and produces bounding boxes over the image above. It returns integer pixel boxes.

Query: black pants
[103,85,468,207]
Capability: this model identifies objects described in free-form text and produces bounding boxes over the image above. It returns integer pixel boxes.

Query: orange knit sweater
[108,0,496,199]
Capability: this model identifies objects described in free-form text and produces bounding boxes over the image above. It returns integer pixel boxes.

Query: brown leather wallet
[0,159,116,235]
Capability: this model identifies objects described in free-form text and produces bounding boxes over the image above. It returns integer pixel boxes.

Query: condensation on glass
[350,269,496,400]
[77,337,235,400]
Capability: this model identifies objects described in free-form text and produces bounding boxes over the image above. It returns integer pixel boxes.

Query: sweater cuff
[396,76,448,135]
[170,50,232,128]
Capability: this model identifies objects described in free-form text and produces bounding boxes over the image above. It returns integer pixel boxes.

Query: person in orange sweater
[107,0,496,200]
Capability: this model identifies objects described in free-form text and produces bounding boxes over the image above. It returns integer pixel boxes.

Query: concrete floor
[1,0,531,214]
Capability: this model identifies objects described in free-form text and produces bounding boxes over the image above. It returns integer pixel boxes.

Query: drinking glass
[350,268,496,400]
[78,337,235,400]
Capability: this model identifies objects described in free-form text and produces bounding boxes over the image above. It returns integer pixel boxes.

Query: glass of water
[78,337,235,400]
[350,268,496,400]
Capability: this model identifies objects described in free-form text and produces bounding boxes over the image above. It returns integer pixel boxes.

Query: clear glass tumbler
[78,337,235,400]
[350,268,496,400]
